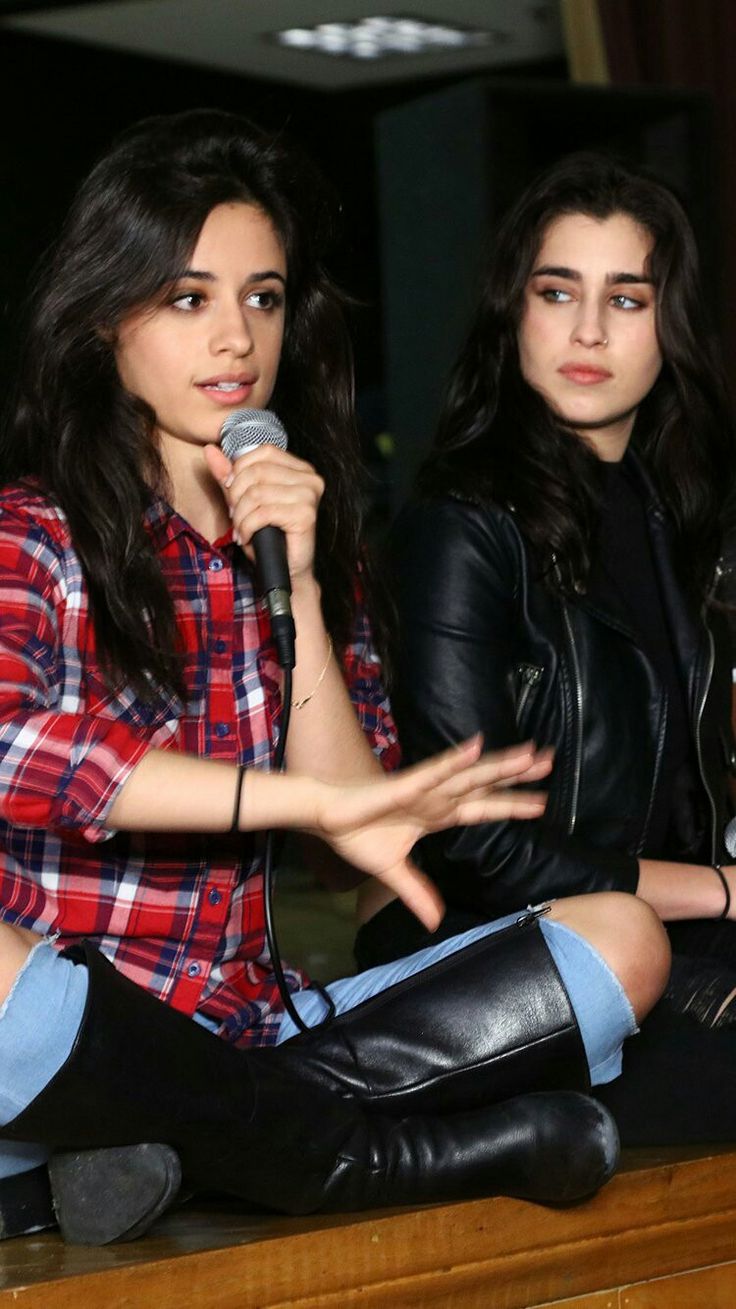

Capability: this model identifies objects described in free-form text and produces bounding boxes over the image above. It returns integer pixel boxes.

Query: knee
[550,892,670,1022]
[601,894,670,1020]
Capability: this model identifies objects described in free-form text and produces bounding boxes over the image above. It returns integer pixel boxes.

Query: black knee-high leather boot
[0,941,618,1244]
[277,913,590,1115]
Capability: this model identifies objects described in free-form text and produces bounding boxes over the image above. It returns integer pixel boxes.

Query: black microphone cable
[261,665,336,1034]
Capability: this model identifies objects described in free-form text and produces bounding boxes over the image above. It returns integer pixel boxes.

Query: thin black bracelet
[712,863,731,919]
[230,764,247,833]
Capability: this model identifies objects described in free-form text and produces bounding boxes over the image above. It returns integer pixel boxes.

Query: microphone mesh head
[220,408,288,461]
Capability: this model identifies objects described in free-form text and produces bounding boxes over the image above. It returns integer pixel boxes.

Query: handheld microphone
[220,408,296,669]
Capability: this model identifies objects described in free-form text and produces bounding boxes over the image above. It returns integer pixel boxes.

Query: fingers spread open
[417,744,552,806]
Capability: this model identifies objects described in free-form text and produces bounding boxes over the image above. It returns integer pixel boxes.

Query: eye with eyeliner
[168,289,206,312]
[609,292,648,311]
[244,288,284,312]
[537,285,574,303]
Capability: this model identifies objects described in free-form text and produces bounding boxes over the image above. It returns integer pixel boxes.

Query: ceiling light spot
[272,16,496,61]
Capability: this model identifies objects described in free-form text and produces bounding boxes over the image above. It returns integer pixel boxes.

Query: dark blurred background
[1,0,734,518]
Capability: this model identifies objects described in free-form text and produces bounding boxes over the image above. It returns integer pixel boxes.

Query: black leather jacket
[391,466,735,917]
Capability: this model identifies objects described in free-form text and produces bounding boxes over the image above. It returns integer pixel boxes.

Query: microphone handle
[253,525,296,670]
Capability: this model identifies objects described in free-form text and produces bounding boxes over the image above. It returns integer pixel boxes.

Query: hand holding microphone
[209,408,325,669]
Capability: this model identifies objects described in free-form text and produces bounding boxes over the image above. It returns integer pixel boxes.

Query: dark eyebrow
[531,264,580,281]
[177,268,286,286]
[608,271,655,286]
[530,264,654,286]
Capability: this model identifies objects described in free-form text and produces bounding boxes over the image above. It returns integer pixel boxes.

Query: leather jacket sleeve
[390,497,639,915]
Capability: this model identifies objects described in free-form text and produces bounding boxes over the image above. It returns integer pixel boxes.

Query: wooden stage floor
[1,1145,735,1308]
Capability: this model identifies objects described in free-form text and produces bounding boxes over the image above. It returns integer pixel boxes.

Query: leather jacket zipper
[560,600,583,835]
[693,559,723,862]
[695,617,717,862]
[515,663,543,722]
[637,695,668,855]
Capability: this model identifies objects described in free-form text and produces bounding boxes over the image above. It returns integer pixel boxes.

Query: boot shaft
[281,916,589,1115]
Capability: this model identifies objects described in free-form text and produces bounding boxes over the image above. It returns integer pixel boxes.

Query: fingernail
[224,474,234,489]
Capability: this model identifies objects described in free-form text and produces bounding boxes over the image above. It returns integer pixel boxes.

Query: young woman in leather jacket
[356,153,736,1144]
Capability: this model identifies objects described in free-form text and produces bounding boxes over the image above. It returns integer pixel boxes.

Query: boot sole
[49,1143,182,1244]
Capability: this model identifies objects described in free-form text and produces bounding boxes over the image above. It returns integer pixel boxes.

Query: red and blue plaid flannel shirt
[0,484,400,1046]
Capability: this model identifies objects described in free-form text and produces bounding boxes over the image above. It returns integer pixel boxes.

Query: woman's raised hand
[312,738,552,930]
[205,443,323,583]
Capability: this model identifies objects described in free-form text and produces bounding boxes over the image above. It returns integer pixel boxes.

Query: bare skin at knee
[548,892,670,1022]
[0,923,43,1006]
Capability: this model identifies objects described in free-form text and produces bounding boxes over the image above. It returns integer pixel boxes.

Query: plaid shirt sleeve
[0,504,152,840]
[341,588,401,772]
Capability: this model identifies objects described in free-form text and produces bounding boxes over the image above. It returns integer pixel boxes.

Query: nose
[571,298,607,349]
[210,297,254,357]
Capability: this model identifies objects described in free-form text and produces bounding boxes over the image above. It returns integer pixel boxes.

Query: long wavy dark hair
[420,152,736,597]
[1,109,369,698]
